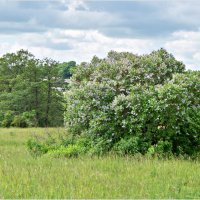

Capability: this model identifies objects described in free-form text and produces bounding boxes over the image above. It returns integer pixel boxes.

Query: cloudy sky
[0,0,200,70]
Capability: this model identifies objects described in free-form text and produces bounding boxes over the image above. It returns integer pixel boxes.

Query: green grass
[0,128,200,198]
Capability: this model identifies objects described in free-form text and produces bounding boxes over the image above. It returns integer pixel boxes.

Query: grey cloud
[87,1,200,38]
[99,20,193,39]
[0,20,46,34]
[32,40,73,51]
[0,1,117,34]
[0,0,200,38]
[17,1,51,10]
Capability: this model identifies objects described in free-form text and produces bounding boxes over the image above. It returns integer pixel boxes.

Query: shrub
[47,144,85,158]
[29,50,200,158]
[0,110,36,128]
[27,139,49,156]
[64,49,192,156]
[27,132,60,156]
[1,111,14,127]
[112,137,140,155]
[147,141,173,157]
[11,115,28,128]
[154,71,200,156]
[27,133,90,158]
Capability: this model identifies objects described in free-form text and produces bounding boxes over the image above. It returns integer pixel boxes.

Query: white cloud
[164,1,200,26]
[0,29,155,63]
[65,0,89,11]
[1,28,200,71]
[165,30,200,70]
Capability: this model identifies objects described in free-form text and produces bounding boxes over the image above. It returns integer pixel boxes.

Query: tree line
[0,50,76,127]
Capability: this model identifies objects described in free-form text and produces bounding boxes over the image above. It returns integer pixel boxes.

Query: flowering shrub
[154,71,200,156]
[28,49,200,157]
[62,49,198,157]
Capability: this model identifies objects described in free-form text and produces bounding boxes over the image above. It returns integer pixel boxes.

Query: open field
[0,128,200,198]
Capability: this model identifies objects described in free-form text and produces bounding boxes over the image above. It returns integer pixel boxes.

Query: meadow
[0,128,200,198]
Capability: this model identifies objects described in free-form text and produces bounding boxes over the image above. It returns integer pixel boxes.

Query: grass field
[0,128,200,198]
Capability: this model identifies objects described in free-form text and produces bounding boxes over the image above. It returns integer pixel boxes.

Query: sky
[0,0,200,70]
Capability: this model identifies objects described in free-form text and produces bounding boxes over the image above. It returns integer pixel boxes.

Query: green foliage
[154,71,200,156]
[11,116,28,128]
[27,132,89,158]
[112,137,140,155]
[147,141,173,157]
[63,49,200,157]
[47,144,85,158]
[27,138,48,156]
[0,111,36,128]
[58,61,76,79]
[0,111,14,127]
[0,50,73,127]
[11,111,36,128]
[27,131,62,157]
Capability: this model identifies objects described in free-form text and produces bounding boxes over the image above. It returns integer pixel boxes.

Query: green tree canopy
[64,49,200,156]
[0,50,67,127]
[58,61,76,79]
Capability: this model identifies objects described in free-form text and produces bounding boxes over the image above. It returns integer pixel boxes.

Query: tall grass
[0,128,200,198]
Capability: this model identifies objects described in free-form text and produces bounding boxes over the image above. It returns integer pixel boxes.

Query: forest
[0,50,76,127]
